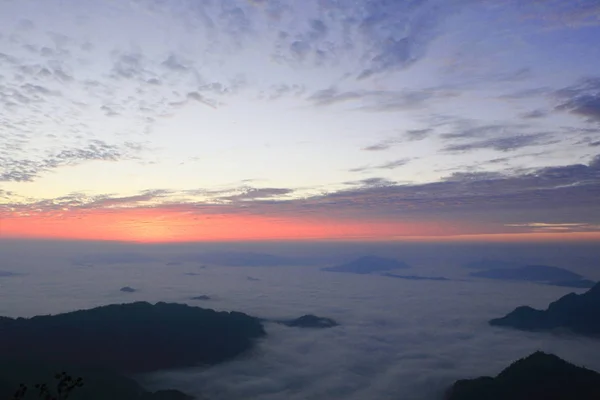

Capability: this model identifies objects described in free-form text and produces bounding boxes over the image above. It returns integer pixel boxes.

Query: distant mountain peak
[322,255,410,274]
[470,264,595,289]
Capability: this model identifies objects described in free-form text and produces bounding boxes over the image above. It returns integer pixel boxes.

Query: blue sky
[1,0,599,241]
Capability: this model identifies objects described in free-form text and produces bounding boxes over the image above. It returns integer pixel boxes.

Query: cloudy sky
[1,0,599,242]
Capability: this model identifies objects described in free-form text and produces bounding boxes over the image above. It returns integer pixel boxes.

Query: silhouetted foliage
[2,366,193,400]
[11,372,83,400]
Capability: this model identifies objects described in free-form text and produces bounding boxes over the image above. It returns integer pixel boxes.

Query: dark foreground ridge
[322,255,410,274]
[0,302,266,399]
[280,314,339,328]
[490,282,600,336]
[470,265,596,288]
[446,351,600,400]
[0,364,193,400]
[0,301,266,373]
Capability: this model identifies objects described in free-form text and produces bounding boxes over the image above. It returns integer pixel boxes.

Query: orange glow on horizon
[1,208,456,242]
[1,208,599,243]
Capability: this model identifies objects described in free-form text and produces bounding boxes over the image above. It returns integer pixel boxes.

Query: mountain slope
[0,301,266,373]
[447,351,600,400]
[490,282,600,336]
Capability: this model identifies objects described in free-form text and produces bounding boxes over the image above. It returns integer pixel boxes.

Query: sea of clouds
[1,241,600,400]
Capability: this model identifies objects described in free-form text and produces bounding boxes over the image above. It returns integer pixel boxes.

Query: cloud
[222,188,295,202]
[443,133,551,153]
[558,96,600,122]
[555,77,600,122]
[378,159,411,170]
[406,129,433,141]
[184,92,218,109]
[289,40,311,60]
[340,177,397,188]
[124,0,465,78]
[520,110,547,119]
[492,67,533,83]
[5,238,600,400]
[307,87,449,111]
[312,157,600,224]
[0,140,145,182]
[162,54,190,71]
[349,159,411,173]
[352,0,466,78]
[72,252,156,265]
[436,119,566,155]
[4,157,600,230]
[504,222,600,232]
[2,190,172,214]
[82,189,173,209]
[441,124,531,140]
[443,171,507,182]
[517,0,600,28]
[0,16,244,162]
[497,87,551,100]
[111,51,146,79]
[357,37,412,80]
[264,84,305,100]
[362,141,395,152]
[307,88,367,107]
[138,257,600,400]
[363,129,432,151]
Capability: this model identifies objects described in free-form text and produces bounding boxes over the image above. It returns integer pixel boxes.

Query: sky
[0,0,599,242]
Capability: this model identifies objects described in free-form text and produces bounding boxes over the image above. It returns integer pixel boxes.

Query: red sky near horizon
[2,208,600,243]
[0,208,453,242]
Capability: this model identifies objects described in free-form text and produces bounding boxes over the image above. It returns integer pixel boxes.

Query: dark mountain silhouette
[490,282,600,336]
[0,270,21,277]
[547,279,597,289]
[0,302,266,373]
[72,253,156,265]
[190,295,211,300]
[446,351,600,400]
[471,265,582,281]
[382,273,449,281]
[280,315,339,328]
[470,265,595,288]
[166,261,184,266]
[174,252,302,267]
[322,255,410,274]
[463,260,520,269]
